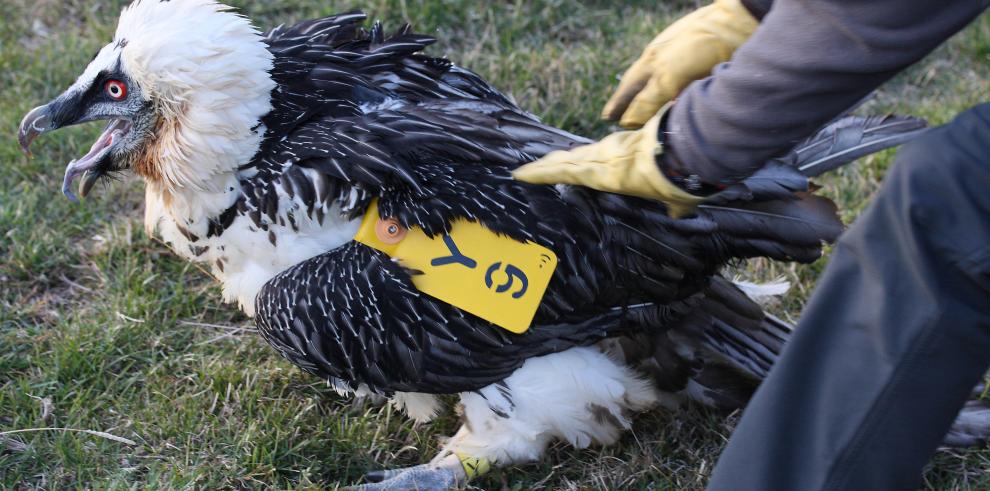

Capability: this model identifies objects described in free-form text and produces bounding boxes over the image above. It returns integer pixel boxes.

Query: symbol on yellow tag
[354,199,558,334]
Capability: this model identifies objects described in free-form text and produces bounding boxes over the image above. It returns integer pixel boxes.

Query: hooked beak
[18,104,53,157]
[17,99,131,202]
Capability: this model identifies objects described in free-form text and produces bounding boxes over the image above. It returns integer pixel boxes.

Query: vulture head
[18,0,275,201]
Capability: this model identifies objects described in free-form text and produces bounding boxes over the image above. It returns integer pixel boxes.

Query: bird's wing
[254,240,634,394]
[246,101,726,395]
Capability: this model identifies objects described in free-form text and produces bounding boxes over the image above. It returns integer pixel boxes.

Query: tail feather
[702,314,791,380]
[783,114,928,178]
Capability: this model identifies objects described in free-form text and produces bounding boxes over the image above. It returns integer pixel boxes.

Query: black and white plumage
[27,2,980,488]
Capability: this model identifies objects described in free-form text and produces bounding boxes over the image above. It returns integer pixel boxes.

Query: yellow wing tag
[354,199,557,334]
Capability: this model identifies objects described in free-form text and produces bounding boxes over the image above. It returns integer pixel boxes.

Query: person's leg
[706,103,990,491]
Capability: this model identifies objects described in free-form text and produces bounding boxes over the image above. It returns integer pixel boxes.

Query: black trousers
[706,104,990,491]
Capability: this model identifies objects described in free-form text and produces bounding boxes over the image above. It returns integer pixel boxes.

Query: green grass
[2,1,989,488]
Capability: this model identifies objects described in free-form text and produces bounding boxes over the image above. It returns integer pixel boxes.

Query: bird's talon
[362,470,387,483]
[346,463,463,491]
[361,465,424,484]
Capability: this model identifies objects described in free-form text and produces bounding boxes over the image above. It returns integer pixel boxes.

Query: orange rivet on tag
[375,217,407,244]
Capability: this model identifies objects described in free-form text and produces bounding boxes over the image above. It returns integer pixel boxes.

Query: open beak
[18,100,132,202]
[18,104,53,157]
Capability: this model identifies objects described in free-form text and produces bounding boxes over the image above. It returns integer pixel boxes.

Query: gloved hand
[602,0,759,128]
[513,110,704,218]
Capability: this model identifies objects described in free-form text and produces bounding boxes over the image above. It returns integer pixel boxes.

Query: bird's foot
[346,464,459,491]
[347,453,488,491]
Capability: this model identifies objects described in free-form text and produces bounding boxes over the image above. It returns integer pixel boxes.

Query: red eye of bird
[105,80,127,100]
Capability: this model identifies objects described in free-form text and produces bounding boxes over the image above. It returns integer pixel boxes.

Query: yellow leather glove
[513,111,704,219]
[602,0,759,128]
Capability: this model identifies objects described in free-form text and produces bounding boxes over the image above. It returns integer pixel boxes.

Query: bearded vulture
[22,1,974,489]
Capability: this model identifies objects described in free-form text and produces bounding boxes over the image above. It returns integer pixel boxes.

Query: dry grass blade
[179,320,249,332]
[197,328,251,346]
[0,428,137,446]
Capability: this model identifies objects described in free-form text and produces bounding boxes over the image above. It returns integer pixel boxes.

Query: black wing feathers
[256,242,634,394]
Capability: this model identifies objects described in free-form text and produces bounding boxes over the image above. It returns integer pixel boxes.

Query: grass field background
[2,1,989,489]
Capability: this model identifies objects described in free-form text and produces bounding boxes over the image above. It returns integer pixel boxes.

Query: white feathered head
[19,0,275,199]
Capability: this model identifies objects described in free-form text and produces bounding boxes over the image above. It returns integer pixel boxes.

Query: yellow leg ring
[455,452,491,480]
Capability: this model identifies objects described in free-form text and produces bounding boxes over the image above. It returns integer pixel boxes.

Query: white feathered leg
[353,347,658,490]
[439,346,659,465]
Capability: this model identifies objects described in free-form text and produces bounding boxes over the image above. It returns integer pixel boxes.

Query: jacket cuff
[740,0,772,20]
[655,104,726,197]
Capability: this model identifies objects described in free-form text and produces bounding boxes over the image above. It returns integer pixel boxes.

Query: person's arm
[514,0,987,217]
[664,0,988,185]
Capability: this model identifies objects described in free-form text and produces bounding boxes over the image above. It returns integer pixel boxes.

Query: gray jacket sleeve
[664,0,988,185]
